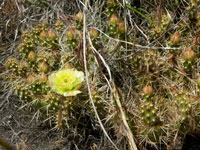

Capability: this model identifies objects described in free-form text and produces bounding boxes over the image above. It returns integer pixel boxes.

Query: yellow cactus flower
[48,68,84,96]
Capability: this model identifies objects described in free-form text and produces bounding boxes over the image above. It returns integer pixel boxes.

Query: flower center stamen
[64,78,68,83]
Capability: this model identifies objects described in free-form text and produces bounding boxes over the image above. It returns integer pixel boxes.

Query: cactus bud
[142,85,153,96]
[39,72,48,83]
[183,48,196,62]
[40,30,48,40]
[28,51,36,61]
[117,22,125,34]
[48,29,57,40]
[64,63,74,69]
[27,74,36,83]
[74,12,83,22]
[109,14,120,26]
[66,28,75,40]
[38,61,49,73]
[170,32,181,45]
[89,28,99,39]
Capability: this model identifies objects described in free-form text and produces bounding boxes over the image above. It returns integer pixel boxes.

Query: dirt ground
[0,82,68,150]
[0,96,65,150]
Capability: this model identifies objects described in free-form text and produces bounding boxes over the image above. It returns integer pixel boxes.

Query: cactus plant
[4,0,200,149]
[3,19,96,130]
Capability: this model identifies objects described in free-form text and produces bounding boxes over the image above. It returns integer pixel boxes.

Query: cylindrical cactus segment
[140,101,160,126]
[174,93,192,121]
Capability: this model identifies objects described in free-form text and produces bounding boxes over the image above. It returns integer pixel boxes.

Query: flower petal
[48,68,84,96]
[63,90,81,97]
